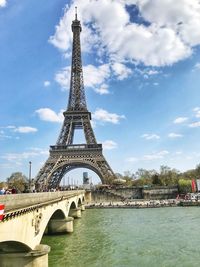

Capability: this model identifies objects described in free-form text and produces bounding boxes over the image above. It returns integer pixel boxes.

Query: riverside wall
[91,190,123,203]
[143,186,178,199]
[91,186,178,202]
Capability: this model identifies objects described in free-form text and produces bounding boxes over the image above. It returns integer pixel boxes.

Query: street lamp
[29,161,32,190]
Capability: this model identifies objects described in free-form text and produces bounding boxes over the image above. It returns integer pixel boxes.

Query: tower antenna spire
[75,6,77,20]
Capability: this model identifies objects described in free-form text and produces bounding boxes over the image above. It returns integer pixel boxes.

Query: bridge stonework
[0,190,89,267]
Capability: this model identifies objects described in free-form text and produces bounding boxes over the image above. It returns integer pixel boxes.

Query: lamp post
[29,161,32,191]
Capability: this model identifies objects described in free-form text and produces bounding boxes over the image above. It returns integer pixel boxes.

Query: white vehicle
[186,193,200,200]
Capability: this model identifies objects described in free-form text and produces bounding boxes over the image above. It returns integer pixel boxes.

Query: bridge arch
[49,209,65,220]
[48,161,105,188]
[69,201,77,210]
[78,198,82,207]
[0,241,31,252]
[44,198,80,230]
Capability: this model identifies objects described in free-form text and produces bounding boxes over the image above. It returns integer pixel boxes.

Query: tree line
[117,164,200,193]
[1,164,200,194]
[0,172,28,193]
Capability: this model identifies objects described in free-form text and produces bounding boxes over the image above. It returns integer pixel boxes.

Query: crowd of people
[0,188,17,195]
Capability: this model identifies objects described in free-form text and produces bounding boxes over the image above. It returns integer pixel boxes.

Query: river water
[42,207,200,267]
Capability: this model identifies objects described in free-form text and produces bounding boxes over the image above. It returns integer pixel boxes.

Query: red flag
[191,179,196,193]
[0,204,5,221]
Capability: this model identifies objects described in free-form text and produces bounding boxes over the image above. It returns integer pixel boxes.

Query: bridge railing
[0,190,85,213]
[0,191,85,223]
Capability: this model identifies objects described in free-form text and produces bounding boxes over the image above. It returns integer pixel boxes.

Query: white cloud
[49,0,199,67]
[137,68,160,78]
[0,125,15,129]
[90,120,96,129]
[35,108,64,123]
[84,64,110,88]
[194,63,200,70]
[153,82,159,86]
[0,163,14,169]
[143,150,169,161]
[48,8,73,51]
[95,84,109,95]
[195,111,200,118]
[55,64,111,93]
[0,132,12,139]
[168,133,183,138]
[6,125,16,129]
[49,4,98,52]
[44,81,51,87]
[2,148,48,163]
[0,0,6,8]
[111,62,132,80]
[137,0,200,46]
[193,107,200,118]
[2,152,38,161]
[173,117,188,124]
[126,157,138,163]
[28,147,49,155]
[13,127,38,134]
[147,70,159,75]
[193,107,200,112]
[189,122,200,128]
[0,125,37,136]
[175,151,183,155]
[92,108,125,124]
[141,133,160,140]
[102,140,118,150]
[126,150,169,163]
[55,66,71,90]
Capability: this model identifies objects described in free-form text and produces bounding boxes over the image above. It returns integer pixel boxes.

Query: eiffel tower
[35,8,115,189]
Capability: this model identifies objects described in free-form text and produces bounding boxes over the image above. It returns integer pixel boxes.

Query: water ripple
[43,207,200,267]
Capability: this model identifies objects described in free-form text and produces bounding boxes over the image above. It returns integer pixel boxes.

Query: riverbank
[86,199,200,209]
[86,199,177,209]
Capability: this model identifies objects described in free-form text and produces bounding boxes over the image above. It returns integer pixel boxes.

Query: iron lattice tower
[35,9,116,189]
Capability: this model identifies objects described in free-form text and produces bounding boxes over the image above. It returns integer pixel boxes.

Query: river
[42,207,200,267]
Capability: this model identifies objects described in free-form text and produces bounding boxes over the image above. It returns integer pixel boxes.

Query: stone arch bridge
[0,190,91,267]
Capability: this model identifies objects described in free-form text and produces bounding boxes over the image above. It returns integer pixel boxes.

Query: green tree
[122,171,133,185]
[132,168,156,186]
[159,166,179,186]
[123,171,135,179]
[195,164,200,177]
[152,174,162,185]
[135,168,156,180]
[7,172,28,193]
[0,181,7,189]
[178,179,192,193]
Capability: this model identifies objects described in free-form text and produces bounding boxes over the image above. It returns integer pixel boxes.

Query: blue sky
[1,0,200,183]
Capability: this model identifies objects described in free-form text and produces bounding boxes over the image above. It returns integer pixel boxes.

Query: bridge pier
[81,204,85,211]
[48,217,74,234]
[85,191,92,203]
[0,244,50,267]
[69,208,82,218]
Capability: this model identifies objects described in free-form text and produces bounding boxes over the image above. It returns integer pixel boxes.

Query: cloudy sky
[1,0,200,183]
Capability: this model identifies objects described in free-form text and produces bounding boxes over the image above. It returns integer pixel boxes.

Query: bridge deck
[0,190,85,212]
